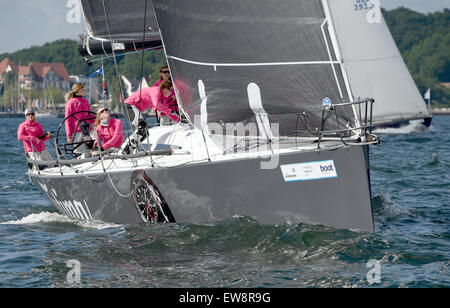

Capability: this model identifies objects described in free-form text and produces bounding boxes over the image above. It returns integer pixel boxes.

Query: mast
[10,79,13,113]
[28,81,31,109]
[17,60,20,112]
[44,78,47,111]
[0,73,4,112]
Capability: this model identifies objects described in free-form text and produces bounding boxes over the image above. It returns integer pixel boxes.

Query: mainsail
[152,0,356,137]
[79,0,162,56]
[327,0,430,125]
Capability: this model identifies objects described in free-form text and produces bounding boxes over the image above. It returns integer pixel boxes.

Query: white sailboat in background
[424,88,431,110]
[327,0,432,128]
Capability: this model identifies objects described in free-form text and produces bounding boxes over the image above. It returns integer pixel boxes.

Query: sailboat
[25,0,380,232]
[326,0,432,128]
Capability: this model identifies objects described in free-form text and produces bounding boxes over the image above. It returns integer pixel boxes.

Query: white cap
[25,108,35,116]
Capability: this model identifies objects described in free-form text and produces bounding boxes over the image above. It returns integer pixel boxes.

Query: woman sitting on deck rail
[93,107,124,153]
[17,108,52,162]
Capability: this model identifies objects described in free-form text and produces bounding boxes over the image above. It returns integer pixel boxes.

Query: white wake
[1,212,121,230]
[373,120,434,135]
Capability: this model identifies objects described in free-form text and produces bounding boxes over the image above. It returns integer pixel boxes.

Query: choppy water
[0,116,448,288]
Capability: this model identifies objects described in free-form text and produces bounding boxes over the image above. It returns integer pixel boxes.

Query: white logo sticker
[280,160,338,182]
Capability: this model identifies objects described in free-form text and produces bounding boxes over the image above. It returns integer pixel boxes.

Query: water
[0,116,448,288]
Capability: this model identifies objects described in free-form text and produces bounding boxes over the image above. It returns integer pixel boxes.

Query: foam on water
[373,120,434,135]
[1,211,121,230]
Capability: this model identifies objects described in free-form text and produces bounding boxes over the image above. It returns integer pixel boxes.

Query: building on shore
[0,58,70,92]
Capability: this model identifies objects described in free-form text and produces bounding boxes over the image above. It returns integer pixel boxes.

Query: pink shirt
[65,97,94,140]
[17,120,50,153]
[94,118,124,150]
[160,92,179,116]
[152,79,163,87]
[124,86,179,122]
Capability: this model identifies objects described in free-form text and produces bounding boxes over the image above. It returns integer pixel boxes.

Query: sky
[0,0,449,55]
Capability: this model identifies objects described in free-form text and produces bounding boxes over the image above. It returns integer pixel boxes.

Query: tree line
[1,7,448,107]
[383,7,450,106]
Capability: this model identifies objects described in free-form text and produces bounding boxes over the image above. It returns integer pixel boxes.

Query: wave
[0,180,32,191]
[1,212,121,230]
[428,153,440,166]
[372,194,409,224]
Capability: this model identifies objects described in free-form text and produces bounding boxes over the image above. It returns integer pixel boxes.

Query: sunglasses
[26,113,35,116]
[161,71,170,74]
[100,109,109,114]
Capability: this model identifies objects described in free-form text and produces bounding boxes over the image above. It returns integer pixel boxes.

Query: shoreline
[0,112,156,119]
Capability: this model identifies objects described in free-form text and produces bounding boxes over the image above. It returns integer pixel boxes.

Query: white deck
[30,123,360,178]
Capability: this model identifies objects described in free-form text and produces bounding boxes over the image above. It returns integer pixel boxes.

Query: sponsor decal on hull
[280,160,338,182]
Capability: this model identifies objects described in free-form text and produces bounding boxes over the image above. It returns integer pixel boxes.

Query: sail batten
[167,56,341,67]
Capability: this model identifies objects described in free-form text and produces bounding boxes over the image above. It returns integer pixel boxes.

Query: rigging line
[101,0,132,137]
[138,0,148,131]
[105,165,145,198]
[138,0,148,122]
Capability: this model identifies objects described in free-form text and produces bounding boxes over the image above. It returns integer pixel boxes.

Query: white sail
[327,0,430,125]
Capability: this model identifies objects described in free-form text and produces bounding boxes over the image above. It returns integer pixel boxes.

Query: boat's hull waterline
[30,145,374,232]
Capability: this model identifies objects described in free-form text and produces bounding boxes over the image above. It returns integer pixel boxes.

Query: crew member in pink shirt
[17,108,52,161]
[158,80,179,126]
[93,107,124,152]
[64,83,94,144]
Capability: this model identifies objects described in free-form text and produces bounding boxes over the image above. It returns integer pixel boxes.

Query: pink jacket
[17,120,50,153]
[124,86,179,122]
[65,97,94,140]
[160,92,179,116]
[94,118,124,150]
[152,79,163,87]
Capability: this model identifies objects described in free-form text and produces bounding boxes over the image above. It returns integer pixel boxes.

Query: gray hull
[31,145,374,232]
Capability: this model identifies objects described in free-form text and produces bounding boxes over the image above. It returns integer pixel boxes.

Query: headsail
[327,0,430,125]
[152,0,356,137]
[79,0,162,56]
